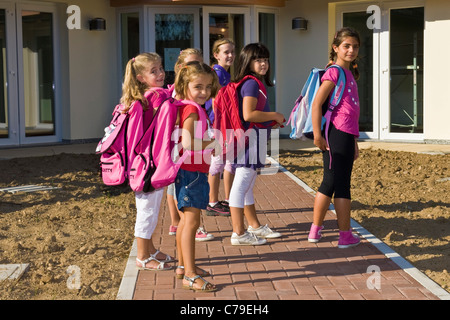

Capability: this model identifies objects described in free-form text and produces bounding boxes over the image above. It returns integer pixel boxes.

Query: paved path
[123,161,448,301]
[1,141,448,302]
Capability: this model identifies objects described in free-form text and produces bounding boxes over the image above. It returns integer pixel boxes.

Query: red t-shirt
[179,104,210,173]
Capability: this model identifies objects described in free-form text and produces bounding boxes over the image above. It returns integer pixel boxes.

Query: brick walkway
[131,167,444,300]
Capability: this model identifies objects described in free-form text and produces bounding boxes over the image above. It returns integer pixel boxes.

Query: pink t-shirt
[321,67,360,137]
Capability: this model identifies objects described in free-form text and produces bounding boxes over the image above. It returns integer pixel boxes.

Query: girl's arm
[181,113,217,151]
[312,80,335,151]
[242,96,285,125]
[354,138,359,160]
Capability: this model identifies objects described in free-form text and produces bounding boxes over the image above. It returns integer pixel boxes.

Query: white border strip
[272,156,450,300]
[116,239,138,300]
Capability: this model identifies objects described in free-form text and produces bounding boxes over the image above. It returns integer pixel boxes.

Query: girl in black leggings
[308,27,361,248]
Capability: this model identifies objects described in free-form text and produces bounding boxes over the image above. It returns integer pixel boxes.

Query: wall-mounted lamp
[89,18,106,31]
[292,17,308,31]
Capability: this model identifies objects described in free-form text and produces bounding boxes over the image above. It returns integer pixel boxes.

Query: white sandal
[136,257,172,271]
[150,250,175,263]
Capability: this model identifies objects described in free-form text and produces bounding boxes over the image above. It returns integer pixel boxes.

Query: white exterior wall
[53,0,119,141]
[277,0,331,137]
[423,0,450,142]
[48,0,449,142]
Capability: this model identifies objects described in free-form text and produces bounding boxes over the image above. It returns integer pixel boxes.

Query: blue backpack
[287,65,346,141]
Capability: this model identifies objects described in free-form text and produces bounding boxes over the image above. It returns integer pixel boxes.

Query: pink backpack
[129,98,210,193]
[96,103,131,186]
[96,88,168,186]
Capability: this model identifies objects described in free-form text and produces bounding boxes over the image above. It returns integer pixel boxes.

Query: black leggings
[318,123,355,199]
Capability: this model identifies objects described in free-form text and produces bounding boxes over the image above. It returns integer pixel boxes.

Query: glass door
[148,7,200,86]
[380,5,424,140]
[19,9,56,140]
[202,6,250,76]
[337,3,378,139]
[256,9,277,111]
[0,1,61,146]
[337,1,424,141]
[0,2,19,146]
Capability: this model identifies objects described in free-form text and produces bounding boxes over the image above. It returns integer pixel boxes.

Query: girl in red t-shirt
[173,61,220,292]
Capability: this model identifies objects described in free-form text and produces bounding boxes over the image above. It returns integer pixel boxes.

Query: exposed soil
[0,154,136,300]
[0,147,448,299]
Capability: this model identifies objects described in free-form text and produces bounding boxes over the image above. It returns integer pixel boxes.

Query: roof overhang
[110,0,286,7]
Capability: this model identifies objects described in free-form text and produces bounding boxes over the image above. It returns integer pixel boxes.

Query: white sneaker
[248,224,282,239]
[231,231,267,246]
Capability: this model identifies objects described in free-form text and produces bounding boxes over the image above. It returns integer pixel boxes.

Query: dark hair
[327,27,361,80]
[235,43,274,87]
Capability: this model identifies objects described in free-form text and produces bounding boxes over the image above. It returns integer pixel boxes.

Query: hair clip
[132,57,135,62]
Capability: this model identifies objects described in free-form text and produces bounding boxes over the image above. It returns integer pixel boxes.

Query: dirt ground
[0,147,448,299]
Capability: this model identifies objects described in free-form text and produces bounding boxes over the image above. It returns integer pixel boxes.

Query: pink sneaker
[169,225,178,236]
[195,227,214,242]
[308,224,324,243]
[338,230,360,248]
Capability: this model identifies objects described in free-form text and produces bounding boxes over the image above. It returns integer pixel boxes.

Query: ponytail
[120,52,162,112]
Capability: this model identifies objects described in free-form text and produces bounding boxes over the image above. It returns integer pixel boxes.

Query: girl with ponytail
[120,53,175,270]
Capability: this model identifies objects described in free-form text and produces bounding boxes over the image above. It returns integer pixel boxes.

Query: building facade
[0,0,448,147]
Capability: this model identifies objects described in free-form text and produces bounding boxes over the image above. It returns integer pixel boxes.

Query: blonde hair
[212,38,235,61]
[174,61,219,100]
[120,52,162,112]
[174,48,203,74]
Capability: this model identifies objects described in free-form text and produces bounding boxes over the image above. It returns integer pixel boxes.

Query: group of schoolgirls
[116,27,362,292]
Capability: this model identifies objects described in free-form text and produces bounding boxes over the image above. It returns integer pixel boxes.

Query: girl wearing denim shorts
[173,61,220,292]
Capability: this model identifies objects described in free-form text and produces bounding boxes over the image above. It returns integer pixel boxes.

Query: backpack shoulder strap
[323,64,347,170]
[177,100,207,139]
[326,65,347,110]
[237,75,267,112]
[239,75,267,96]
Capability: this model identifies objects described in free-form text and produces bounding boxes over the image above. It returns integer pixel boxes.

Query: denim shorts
[175,169,209,211]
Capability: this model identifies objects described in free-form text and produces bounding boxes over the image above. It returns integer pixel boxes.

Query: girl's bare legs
[136,238,169,268]
[334,198,351,231]
[208,173,221,203]
[179,207,216,290]
[223,170,234,201]
[313,192,352,231]
[167,194,180,228]
[179,208,199,277]
[230,207,245,235]
[176,209,185,267]
[312,192,332,227]
[230,204,260,235]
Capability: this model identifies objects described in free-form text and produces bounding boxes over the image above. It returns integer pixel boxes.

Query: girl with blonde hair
[121,52,175,270]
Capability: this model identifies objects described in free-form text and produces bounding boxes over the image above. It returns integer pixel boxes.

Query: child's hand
[270,113,285,128]
[314,136,329,152]
[274,113,285,125]
[206,139,222,156]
